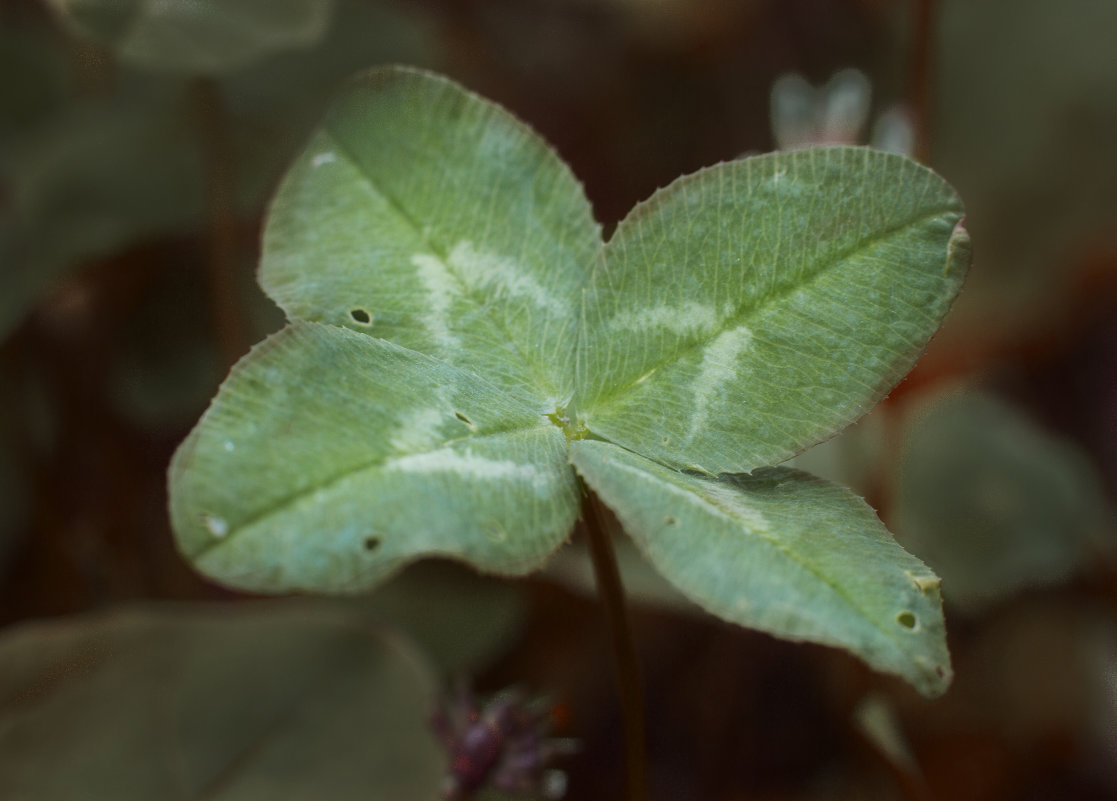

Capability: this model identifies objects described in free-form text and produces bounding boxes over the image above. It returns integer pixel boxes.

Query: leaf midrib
[699,482,905,655]
[580,204,956,414]
[322,129,562,405]
[190,421,559,560]
[602,451,921,667]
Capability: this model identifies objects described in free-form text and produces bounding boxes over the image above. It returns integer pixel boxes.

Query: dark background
[2,1,1117,799]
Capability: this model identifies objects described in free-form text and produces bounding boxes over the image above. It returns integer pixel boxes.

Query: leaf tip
[919,657,954,699]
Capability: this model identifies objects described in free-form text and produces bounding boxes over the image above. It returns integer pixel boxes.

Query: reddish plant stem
[581,484,649,801]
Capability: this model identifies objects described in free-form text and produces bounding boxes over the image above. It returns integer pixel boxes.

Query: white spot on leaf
[311,151,337,168]
[223,440,235,452]
[203,515,229,538]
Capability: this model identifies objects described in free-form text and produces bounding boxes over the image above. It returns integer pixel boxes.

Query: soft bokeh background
[2,1,1116,799]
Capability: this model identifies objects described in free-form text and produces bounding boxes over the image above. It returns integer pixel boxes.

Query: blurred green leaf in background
[0,602,444,800]
[45,0,335,74]
[894,390,1114,613]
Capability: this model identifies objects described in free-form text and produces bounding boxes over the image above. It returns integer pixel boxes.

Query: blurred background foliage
[1,0,1116,799]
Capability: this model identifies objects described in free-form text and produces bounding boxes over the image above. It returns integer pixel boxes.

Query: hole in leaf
[363,536,382,552]
[455,411,475,429]
[896,611,917,629]
[350,308,373,325]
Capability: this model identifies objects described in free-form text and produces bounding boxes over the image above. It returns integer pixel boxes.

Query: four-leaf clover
[170,66,970,697]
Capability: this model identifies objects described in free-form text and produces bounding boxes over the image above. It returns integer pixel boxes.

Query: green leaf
[893,390,1114,612]
[46,0,334,75]
[575,147,969,474]
[260,66,602,407]
[0,602,443,800]
[571,439,952,697]
[170,321,580,593]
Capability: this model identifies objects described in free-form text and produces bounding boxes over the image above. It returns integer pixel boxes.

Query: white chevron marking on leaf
[449,241,570,317]
[608,301,721,337]
[385,448,550,494]
[410,253,460,350]
[687,325,754,443]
